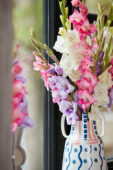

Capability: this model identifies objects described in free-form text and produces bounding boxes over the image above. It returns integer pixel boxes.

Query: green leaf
[59,0,68,30]
[108,2,113,20]
[106,20,112,27]
[104,36,112,60]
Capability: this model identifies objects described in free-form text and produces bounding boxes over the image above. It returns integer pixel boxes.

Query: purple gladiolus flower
[48,76,75,92]
[18,97,28,113]
[74,92,79,103]
[22,116,34,128]
[52,90,68,103]
[59,100,79,124]
[46,68,55,74]
[48,76,59,89]
[14,74,26,83]
[59,100,77,116]
[95,61,102,76]
[108,86,113,112]
[13,59,19,64]
[55,65,63,76]
[46,64,63,76]
[95,51,104,76]
[99,51,104,61]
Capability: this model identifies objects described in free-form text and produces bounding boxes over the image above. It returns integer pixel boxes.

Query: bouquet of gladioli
[12,44,34,131]
[31,0,113,125]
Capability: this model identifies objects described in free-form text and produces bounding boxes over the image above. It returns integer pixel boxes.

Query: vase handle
[61,115,69,139]
[99,114,105,137]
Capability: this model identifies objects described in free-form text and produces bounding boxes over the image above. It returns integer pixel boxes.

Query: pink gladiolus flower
[40,70,50,90]
[12,123,18,132]
[33,56,46,71]
[12,108,26,124]
[71,0,80,7]
[92,40,99,54]
[81,70,98,87]
[78,20,93,38]
[12,63,22,75]
[83,49,93,57]
[109,66,113,80]
[111,59,113,66]
[78,56,94,72]
[76,77,94,93]
[77,90,97,110]
[90,24,97,33]
[75,39,90,50]
[12,80,27,96]
[15,43,20,50]
[79,3,88,16]
[12,93,23,108]
[69,9,85,26]
[109,67,113,74]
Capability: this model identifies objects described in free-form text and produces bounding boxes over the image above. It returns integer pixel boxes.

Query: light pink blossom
[83,49,93,57]
[78,20,94,38]
[79,3,88,16]
[92,39,99,54]
[77,90,97,110]
[69,9,85,26]
[78,56,94,72]
[81,70,98,87]
[109,67,113,80]
[75,39,90,50]
[76,77,94,93]
[111,59,113,66]
[12,80,27,96]
[12,63,22,75]
[71,0,80,7]
[33,56,47,71]
[40,70,51,90]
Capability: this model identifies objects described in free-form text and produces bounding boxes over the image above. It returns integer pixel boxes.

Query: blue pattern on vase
[94,147,97,151]
[74,148,78,152]
[72,160,76,164]
[94,158,98,163]
[66,145,73,170]
[88,145,93,170]
[99,144,103,170]
[78,145,82,170]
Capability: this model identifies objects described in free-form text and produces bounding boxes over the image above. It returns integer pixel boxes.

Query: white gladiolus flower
[59,27,67,36]
[53,36,66,53]
[98,69,112,89]
[94,83,109,105]
[60,50,82,81]
[93,69,112,106]
[53,29,80,53]
[89,105,107,121]
[53,29,83,82]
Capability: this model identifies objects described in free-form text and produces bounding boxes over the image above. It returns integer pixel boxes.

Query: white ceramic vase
[61,113,108,170]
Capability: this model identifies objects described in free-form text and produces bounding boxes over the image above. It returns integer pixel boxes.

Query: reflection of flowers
[12,60,34,132]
